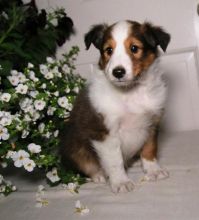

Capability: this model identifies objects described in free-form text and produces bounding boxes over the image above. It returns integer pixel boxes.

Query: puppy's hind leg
[141,128,169,181]
[71,147,107,184]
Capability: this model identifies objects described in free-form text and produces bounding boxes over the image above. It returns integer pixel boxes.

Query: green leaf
[0,60,12,75]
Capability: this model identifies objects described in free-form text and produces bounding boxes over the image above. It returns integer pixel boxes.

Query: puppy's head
[85,20,170,88]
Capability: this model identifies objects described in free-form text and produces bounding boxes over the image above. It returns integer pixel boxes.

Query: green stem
[0,5,22,46]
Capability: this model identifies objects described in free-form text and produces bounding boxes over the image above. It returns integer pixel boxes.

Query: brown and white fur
[60,20,171,193]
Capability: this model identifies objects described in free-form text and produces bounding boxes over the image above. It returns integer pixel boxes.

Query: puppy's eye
[130,45,139,54]
[105,47,113,55]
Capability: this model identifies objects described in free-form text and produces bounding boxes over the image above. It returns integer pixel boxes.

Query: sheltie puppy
[60,20,170,193]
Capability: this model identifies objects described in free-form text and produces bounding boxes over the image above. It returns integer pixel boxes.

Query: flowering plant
[0,46,86,196]
[0,0,74,75]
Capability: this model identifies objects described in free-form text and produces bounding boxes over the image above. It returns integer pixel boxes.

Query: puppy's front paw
[111,179,134,193]
[144,168,169,181]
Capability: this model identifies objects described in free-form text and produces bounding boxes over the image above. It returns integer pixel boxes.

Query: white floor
[1,130,199,220]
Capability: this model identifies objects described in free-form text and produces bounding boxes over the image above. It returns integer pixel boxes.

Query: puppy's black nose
[112,67,126,79]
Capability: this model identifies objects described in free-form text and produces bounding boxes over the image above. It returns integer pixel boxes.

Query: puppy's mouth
[109,74,144,91]
[112,79,131,86]
[111,76,141,88]
[108,81,132,92]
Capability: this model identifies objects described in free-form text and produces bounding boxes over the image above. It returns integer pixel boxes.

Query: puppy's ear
[84,24,108,50]
[142,22,171,52]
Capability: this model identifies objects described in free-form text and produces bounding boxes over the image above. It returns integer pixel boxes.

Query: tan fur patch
[124,37,144,55]
[141,133,157,160]
[99,38,116,70]
[133,52,156,76]
[140,113,163,161]
[124,36,156,76]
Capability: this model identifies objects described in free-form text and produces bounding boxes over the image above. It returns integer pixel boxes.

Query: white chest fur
[89,61,167,158]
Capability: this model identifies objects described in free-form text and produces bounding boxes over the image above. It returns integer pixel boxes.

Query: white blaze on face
[105,21,133,83]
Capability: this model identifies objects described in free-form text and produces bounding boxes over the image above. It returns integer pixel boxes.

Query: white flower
[38,123,45,133]
[59,110,70,118]
[35,185,49,208]
[24,114,32,122]
[8,71,27,85]
[10,70,18,75]
[29,71,39,82]
[0,93,11,102]
[53,91,59,97]
[75,200,82,209]
[12,185,17,191]
[38,185,45,192]
[28,143,41,154]
[15,84,28,94]
[50,18,58,26]
[68,104,73,111]
[31,111,40,122]
[19,98,34,113]
[55,71,62,78]
[46,57,55,64]
[21,129,29,138]
[50,80,55,86]
[0,111,12,126]
[0,186,6,193]
[73,87,79,93]
[36,197,49,208]
[0,125,9,140]
[34,100,46,111]
[1,162,8,168]
[23,158,36,172]
[8,75,19,86]
[36,185,45,199]
[44,72,54,79]
[2,11,8,19]
[29,90,39,98]
[28,63,34,69]
[66,182,78,193]
[54,130,59,137]
[46,167,60,183]
[62,64,69,73]
[43,132,51,138]
[65,87,70,93]
[72,53,78,59]
[6,150,16,159]
[58,96,69,109]
[16,124,23,131]
[52,66,62,77]
[40,64,48,75]
[17,72,27,83]
[75,200,90,215]
[0,175,3,184]
[12,150,30,168]
[47,106,56,116]
[52,66,59,73]
[41,83,46,89]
